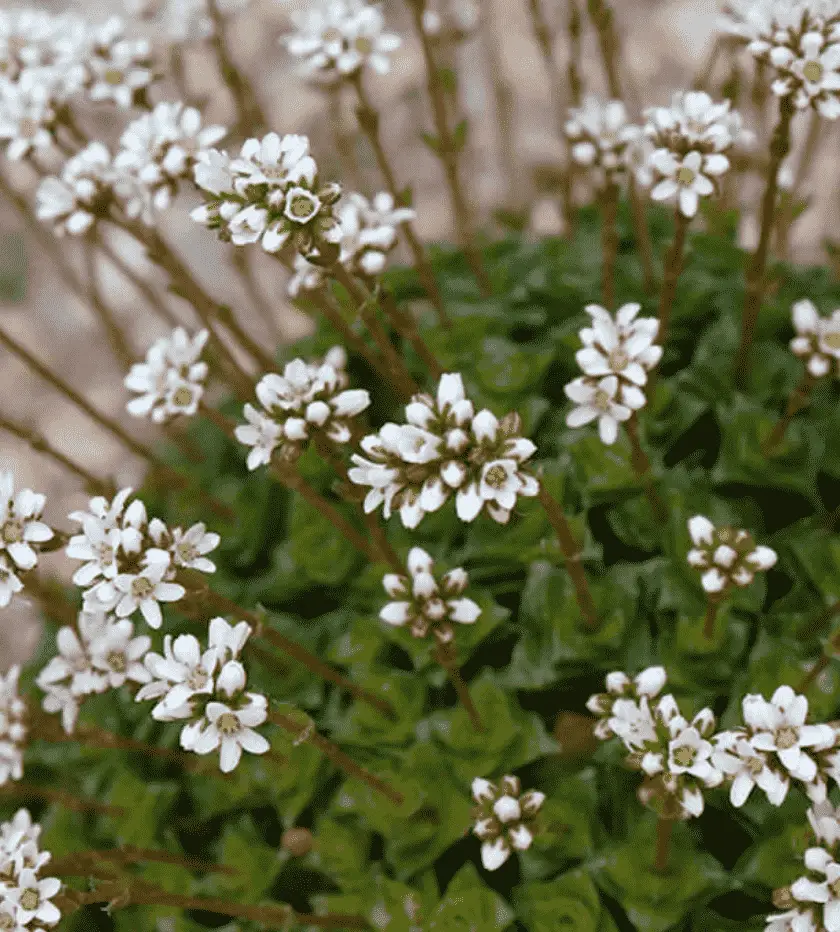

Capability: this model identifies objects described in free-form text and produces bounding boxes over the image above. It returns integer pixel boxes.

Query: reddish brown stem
[762,371,817,455]
[654,816,673,873]
[434,642,483,732]
[629,179,656,295]
[734,97,796,385]
[657,208,690,350]
[702,599,720,640]
[269,710,404,806]
[50,847,237,876]
[0,783,124,816]
[536,484,598,628]
[378,287,444,379]
[625,416,667,524]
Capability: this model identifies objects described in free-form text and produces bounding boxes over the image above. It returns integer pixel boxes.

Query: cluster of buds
[379,547,481,644]
[0,809,62,930]
[686,515,778,596]
[349,373,539,529]
[136,617,270,773]
[0,668,26,787]
[471,775,545,871]
[715,686,840,808]
[0,472,54,609]
[282,0,401,85]
[36,607,151,734]
[565,97,643,187]
[235,352,370,470]
[287,191,416,297]
[589,666,723,819]
[65,487,219,629]
[790,298,840,378]
[641,90,744,218]
[767,800,840,932]
[124,326,209,423]
[564,303,662,446]
[114,101,226,222]
[191,131,344,260]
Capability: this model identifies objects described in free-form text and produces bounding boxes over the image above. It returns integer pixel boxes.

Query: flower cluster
[191,132,343,259]
[0,809,61,929]
[65,488,219,628]
[287,190,416,296]
[790,298,840,378]
[732,1,840,118]
[715,686,839,808]
[350,373,539,529]
[0,472,53,608]
[136,617,270,773]
[124,326,209,423]
[380,547,481,644]
[565,97,642,186]
[35,141,116,236]
[235,354,370,470]
[0,667,27,787]
[282,0,401,84]
[114,101,226,222]
[686,515,778,596]
[589,666,723,818]
[564,303,662,445]
[641,90,743,217]
[36,608,151,734]
[471,775,545,871]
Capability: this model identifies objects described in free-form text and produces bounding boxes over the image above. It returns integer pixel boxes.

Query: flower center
[608,348,629,370]
[1,519,23,544]
[831,878,840,898]
[0,913,14,929]
[483,464,508,489]
[175,542,199,564]
[216,712,240,735]
[776,726,799,750]
[354,36,373,55]
[103,67,124,86]
[171,386,194,408]
[322,26,343,44]
[746,755,764,775]
[286,192,318,221]
[20,889,39,912]
[803,59,824,83]
[131,576,155,600]
[107,651,126,673]
[822,331,840,351]
[677,165,696,185]
[672,746,696,768]
[187,669,209,690]
[18,118,39,138]
[593,389,612,411]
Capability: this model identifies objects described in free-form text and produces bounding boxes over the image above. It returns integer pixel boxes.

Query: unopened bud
[282,827,314,857]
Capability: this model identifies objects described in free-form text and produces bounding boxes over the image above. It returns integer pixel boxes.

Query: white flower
[792,847,840,931]
[713,732,790,806]
[607,696,658,750]
[136,633,217,718]
[0,667,26,785]
[565,374,632,445]
[470,774,543,872]
[649,148,728,218]
[0,472,53,572]
[334,191,416,279]
[565,96,641,183]
[790,299,840,378]
[686,516,777,594]
[124,328,209,423]
[87,619,151,689]
[5,868,61,926]
[283,0,401,84]
[83,16,153,109]
[35,141,114,237]
[809,800,840,847]
[0,557,23,609]
[36,619,106,700]
[110,558,185,629]
[765,23,840,117]
[186,695,270,773]
[743,686,837,783]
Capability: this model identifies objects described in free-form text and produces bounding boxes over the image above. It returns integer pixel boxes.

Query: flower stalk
[656,207,691,350]
[350,73,449,325]
[654,816,674,873]
[586,0,622,99]
[703,597,720,640]
[406,0,491,297]
[536,483,599,628]
[600,182,620,310]
[625,415,667,523]
[434,640,483,732]
[0,783,124,817]
[629,179,657,294]
[734,97,797,384]
[49,847,237,877]
[269,709,404,806]
[377,286,444,379]
[762,371,817,456]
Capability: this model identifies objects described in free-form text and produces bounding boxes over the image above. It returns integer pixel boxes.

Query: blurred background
[0,0,837,661]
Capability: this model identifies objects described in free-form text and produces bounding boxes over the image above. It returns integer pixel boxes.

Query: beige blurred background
[0,0,837,663]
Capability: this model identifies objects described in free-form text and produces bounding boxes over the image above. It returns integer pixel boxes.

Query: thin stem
[0,322,233,521]
[231,248,280,342]
[600,182,619,311]
[734,97,796,385]
[186,572,396,719]
[205,0,267,135]
[566,0,585,107]
[350,71,450,324]
[50,847,237,876]
[269,709,404,806]
[762,371,817,455]
[625,415,667,524]
[306,287,387,376]
[0,408,111,495]
[702,598,720,640]
[57,880,367,929]
[654,816,673,874]
[378,287,444,379]
[586,0,622,97]
[407,0,491,296]
[433,641,483,732]
[628,178,656,294]
[692,35,723,91]
[536,483,599,628]
[330,265,419,398]
[0,783,124,817]
[657,208,690,350]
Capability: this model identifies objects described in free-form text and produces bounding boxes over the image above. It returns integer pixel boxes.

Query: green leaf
[428,862,515,930]
[287,494,359,584]
[514,869,604,932]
